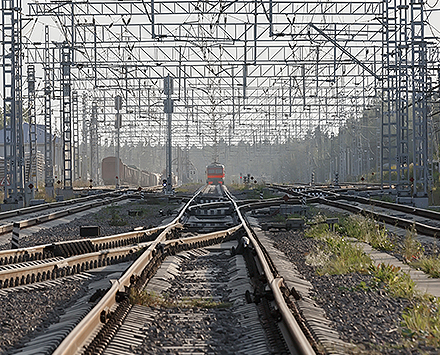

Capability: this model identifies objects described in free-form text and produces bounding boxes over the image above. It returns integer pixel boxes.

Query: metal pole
[115,95,122,189]
[167,104,172,193]
[164,75,173,193]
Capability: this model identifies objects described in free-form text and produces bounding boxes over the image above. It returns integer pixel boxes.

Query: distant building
[0,123,61,184]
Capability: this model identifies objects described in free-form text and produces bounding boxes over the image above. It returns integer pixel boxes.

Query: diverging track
[8,185,318,355]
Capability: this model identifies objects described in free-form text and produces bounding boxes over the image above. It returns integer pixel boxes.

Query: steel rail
[0,186,206,269]
[318,197,440,238]
[0,189,129,219]
[0,243,148,288]
[274,184,440,238]
[52,224,174,355]
[0,218,239,291]
[52,187,205,355]
[0,219,241,288]
[0,192,131,237]
[0,224,163,267]
[224,189,316,355]
[164,224,242,248]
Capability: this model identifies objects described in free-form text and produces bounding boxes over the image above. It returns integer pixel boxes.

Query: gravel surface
[5,200,173,249]
[268,230,439,354]
[138,307,245,355]
[135,251,252,354]
[0,277,89,355]
[0,199,173,354]
[7,189,440,354]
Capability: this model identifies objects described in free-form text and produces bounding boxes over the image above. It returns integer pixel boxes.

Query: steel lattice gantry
[381,0,430,206]
[25,0,386,145]
[60,42,73,192]
[43,25,54,198]
[2,0,25,207]
[1,0,436,198]
[27,64,37,190]
[411,0,429,201]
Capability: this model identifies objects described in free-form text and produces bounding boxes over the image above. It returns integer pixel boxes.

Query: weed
[340,215,394,251]
[308,232,373,275]
[130,289,231,309]
[401,296,440,347]
[401,226,424,262]
[274,214,286,222]
[107,206,127,226]
[317,242,372,275]
[369,263,417,299]
[180,297,232,309]
[305,246,331,267]
[412,255,440,278]
[304,214,330,240]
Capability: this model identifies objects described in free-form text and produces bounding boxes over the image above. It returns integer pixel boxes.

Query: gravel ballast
[4,200,170,249]
[0,277,89,354]
[0,199,171,355]
[268,229,438,354]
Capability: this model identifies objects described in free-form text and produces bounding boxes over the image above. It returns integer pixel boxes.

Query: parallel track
[3,185,319,354]
[272,184,440,238]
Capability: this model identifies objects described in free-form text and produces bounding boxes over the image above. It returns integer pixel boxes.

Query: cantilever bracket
[308,23,382,81]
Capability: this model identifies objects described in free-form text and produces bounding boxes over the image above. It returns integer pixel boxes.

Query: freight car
[206,162,225,185]
[101,156,155,187]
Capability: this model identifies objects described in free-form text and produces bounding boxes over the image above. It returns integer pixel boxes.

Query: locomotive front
[206,163,225,185]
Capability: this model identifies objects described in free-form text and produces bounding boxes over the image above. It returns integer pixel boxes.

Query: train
[101,156,160,187]
[206,162,225,185]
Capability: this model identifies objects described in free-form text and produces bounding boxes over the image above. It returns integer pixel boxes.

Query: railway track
[0,189,148,249]
[9,183,439,354]
[2,185,320,355]
[273,184,440,238]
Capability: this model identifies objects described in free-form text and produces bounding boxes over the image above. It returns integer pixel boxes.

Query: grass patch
[306,212,440,349]
[412,256,440,278]
[273,214,286,222]
[401,226,424,262]
[175,183,203,194]
[304,214,330,240]
[130,289,175,307]
[228,183,248,191]
[305,229,373,275]
[401,296,440,347]
[318,234,373,275]
[105,205,128,226]
[130,289,232,309]
[339,214,394,251]
[180,297,232,309]
[369,263,417,299]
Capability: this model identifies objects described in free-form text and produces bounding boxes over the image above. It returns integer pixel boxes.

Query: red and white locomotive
[206,162,225,185]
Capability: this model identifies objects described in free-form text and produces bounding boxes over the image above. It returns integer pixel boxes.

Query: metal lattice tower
[81,93,89,182]
[43,26,54,197]
[2,0,25,206]
[27,64,37,188]
[43,25,54,198]
[72,90,79,181]
[60,42,73,191]
[411,0,429,200]
[381,0,411,198]
[3,0,435,194]
[381,0,430,205]
[90,101,99,184]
